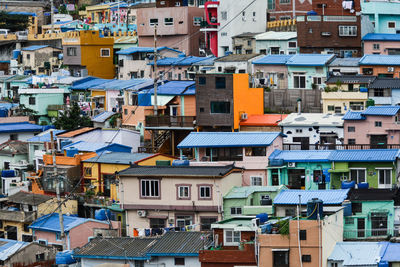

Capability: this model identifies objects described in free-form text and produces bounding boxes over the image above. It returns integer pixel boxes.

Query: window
[348,139,356,145]
[251,176,263,186]
[245,147,266,157]
[23,224,29,232]
[352,202,362,213]
[273,250,289,267]
[350,101,364,110]
[224,230,240,245]
[313,77,322,85]
[176,215,193,227]
[331,263,338,267]
[193,17,202,26]
[335,106,342,114]
[302,255,311,262]
[177,185,190,199]
[199,76,206,85]
[141,179,160,197]
[210,101,230,114]
[388,21,396,28]
[373,43,380,50]
[100,48,110,57]
[29,96,36,105]
[350,169,366,183]
[199,185,211,199]
[285,208,296,217]
[345,217,354,224]
[149,218,165,228]
[36,253,45,261]
[200,217,217,231]
[231,207,242,215]
[164,17,174,26]
[26,54,30,60]
[288,41,297,48]
[3,162,10,170]
[67,47,77,56]
[328,105,335,112]
[299,230,307,240]
[378,169,392,188]
[149,18,158,26]
[296,129,302,133]
[174,258,185,265]
[0,221,3,229]
[375,121,382,127]
[221,11,227,20]
[348,126,355,132]
[22,235,32,242]
[206,147,243,161]
[56,233,62,240]
[135,261,144,267]
[280,0,290,3]
[84,167,92,177]
[293,75,306,88]
[215,77,226,89]
[338,25,357,36]
[374,88,384,97]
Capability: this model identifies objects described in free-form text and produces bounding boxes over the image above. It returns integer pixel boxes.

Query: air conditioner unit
[388,67,395,72]
[241,113,248,120]
[137,210,147,218]
[168,218,174,224]
[288,162,296,168]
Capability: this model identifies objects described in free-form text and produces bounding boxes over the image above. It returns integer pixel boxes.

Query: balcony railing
[283,143,400,150]
[343,228,392,240]
[145,116,196,128]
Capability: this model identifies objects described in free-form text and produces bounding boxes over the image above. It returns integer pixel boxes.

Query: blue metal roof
[286,54,335,66]
[63,141,132,153]
[362,33,400,41]
[8,11,36,16]
[29,214,108,233]
[0,103,18,111]
[148,56,208,66]
[92,111,116,123]
[363,105,400,116]
[21,45,49,51]
[0,122,45,133]
[342,111,365,120]
[252,55,293,65]
[27,129,65,142]
[269,149,332,162]
[70,77,111,90]
[177,132,284,148]
[116,46,182,55]
[330,149,399,162]
[145,81,195,95]
[91,79,152,90]
[359,54,400,66]
[0,238,28,261]
[83,152,154,164]
[273,189,350,205]
[328,242,382,266]
[380,242,400,262]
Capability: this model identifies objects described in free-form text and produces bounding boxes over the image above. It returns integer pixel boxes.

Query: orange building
[62,31,115,79]
[359,55,400,78]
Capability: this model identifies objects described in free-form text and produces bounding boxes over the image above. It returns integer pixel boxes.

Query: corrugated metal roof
[255,31,297,40]
[273,189,350,205]
[286,54,335,66]
[362,33,400,41]
[146,81,195,95]
[116,46,182,55]
[147,232,211,256]
[252,55,293,65]
[192,56,216,66]
[330,149,399,162]
[30,214,108,232]
[328,57,361,67]
[269,149,332,162]
[91,78,151,90]
[279,113,343,127]
[149,56,207,66]
[91,111,115,123]
[27,129,65,142]
[63,141,131,152]
[342,111,365,120]
[326,75,376,84]
[69,77,111,90]
[380,242,400,262]
[363,105,400,116]
[0,238,29,261]
[0,122,45,133]
[118,165,238,177]
[328,242,382,266]
[74,237,158,260]
[368,78,400,89]
[83,152,154,164]
[21,45,49,51]
[359,54,400,66]
[177,132,283,148]
[224,185,286,199]
[57,127,95,138]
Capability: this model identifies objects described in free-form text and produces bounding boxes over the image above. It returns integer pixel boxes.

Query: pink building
[30,214,120,250]
[343,106,400,147]
[177,132,284,186]
[252,55,291,89]
[362,33,400,55]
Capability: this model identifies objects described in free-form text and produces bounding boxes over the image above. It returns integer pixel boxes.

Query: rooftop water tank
[341,181,355,189]
[307,198,323,220]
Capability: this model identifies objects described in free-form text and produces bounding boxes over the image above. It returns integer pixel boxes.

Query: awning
[271,248,290,251]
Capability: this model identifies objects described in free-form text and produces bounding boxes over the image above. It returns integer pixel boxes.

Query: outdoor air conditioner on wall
[288,162,296,168]
[388,67,395,72]
[137,210,147,218]
[241,113,248,120]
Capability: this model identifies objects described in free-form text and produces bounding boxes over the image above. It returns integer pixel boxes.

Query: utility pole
[50,0,54,33]
[50,131,66,250]
[292,0,296,20]
[153,24,158,116]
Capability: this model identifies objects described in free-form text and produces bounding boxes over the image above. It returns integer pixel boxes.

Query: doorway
[288,169,305,189]
[357,218,365,238]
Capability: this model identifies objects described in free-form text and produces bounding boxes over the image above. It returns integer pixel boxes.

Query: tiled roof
[215,53,260,62]
[0,122,45,133]
[359,54,400,66]
[147,232,211,256]
[273,189,350,205]
[116,46,182,55]
[224,185,286,199]
[326,75,376,84]
[269,149,332,162]
[74,237,158,260]
[0,238,29,261]
[21,45,49,51]
[29,214,108,232]
[118,165,239,177]
[239,114,288,126]
[57,127,96,138]
[328,57,361,67]
[286,54,335,66]
[362,33,400,41]
[252,55,293,65]
[342,111,365,120]
[330,149,399,162]
[363,106,400,116]
[279,113,343,127]
[368,78,400,89]
[91,111,115,123]
[8,191,52,205]
[83,152,154,165]
[177,132,283,148]
[328,242,382,266]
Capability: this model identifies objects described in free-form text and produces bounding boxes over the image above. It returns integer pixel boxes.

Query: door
[288,169,305,189]
[370,135,387,149]
[357,218,365,238]
[371,212,388,236]
[102,174,115,197]
[378,169,392,189]
[293,137,310,150]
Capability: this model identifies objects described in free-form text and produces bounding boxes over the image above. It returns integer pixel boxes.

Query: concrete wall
[287,66,328,90]
[255,38,298,55]
[6,243,56,267]
[364,40,400,55]
[0,132,37,144]
[264,89,322,113]
[321,91,368,114]
[253,64,289,89]
[360,65,400,78]
[282,125,344,144]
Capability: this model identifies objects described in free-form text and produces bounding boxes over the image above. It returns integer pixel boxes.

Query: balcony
[343,228,392,240]
[283,143,400,150]
[0,209,36,223]
[145,116,196,130]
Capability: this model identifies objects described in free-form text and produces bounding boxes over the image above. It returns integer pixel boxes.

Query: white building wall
[81,256,199,267]
[282,126,344,145]
[217,0,268,56]
[322,209,343,267]
[0,132,36,144]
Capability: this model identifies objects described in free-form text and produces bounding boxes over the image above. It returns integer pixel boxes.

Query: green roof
[224,185,287,199]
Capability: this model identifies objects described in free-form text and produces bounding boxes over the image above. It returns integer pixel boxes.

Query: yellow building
[81,152,177,201]
[62,31,114,79]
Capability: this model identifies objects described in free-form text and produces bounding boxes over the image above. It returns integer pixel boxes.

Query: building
[255,31,298,55]
[322,75,373,114]
[361,0,400,34]
[118,165,242,234]
[62,31,114,79]
[19,45,62,75]
[231,32,260,55]
[30,214,120,250]
[91,111,116,128]
[27,129,64,168]
[136,3,205,56]
[343,106,400,146]
[149,56,208,80]
[267,0,312,21]
[0,122,45,144]
[63,141,132,154]
[279,113,344,150]
[368,77,400,105]
[177,132,284,186]
[239,114,288,132]
[213,54,261,74]
[195,73,264,131]
[252,55,292,89]
[0,140,29,174]
[328,57,361,75]
[328,242,382,267]
[359,55,400,78]
[362,33,400,55]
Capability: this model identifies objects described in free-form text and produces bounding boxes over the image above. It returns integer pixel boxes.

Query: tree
[14,104,37,117]
[54,102,93,130]
[0,12,30,32]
